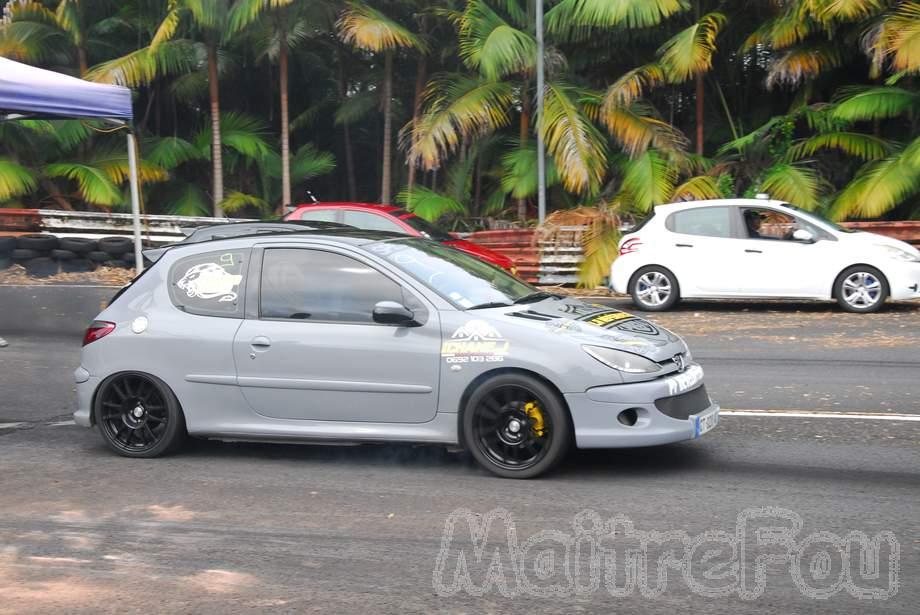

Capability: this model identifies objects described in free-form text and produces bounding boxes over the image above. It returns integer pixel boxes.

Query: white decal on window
[177,263,242,303]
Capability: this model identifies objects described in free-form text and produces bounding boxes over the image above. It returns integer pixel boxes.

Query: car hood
[443,239,515,269]
[838,230,920,257]
[483,297,688,363]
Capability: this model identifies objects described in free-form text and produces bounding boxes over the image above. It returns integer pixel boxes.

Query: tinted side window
[168,249,248,317]
[342,210,405,233]
[260,249,405,323]
[298,209,339,223]
[669,207,732,238]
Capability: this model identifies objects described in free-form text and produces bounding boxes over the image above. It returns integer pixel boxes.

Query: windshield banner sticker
[177,262,242,302]
[442,320,510,364]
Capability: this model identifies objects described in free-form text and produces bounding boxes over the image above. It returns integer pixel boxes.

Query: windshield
[783,204,856,233]
[392,210,453,241]
[366,239,534,309]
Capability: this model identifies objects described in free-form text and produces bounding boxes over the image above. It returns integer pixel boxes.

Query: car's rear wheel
[629,266,680,311]
[93,372,186,457]
[462,374,571,479]
[834,266,888,313]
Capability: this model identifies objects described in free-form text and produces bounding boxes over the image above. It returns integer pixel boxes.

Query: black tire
[24,256,59,278]
[59,236,96,254]
[0,236,16,254]
[628,265,681,311]
[834,265,889,313]
[62,258,94,273]
[11,248,39,261]
[88,250,110,262]
[0,256,12,270]
[17,233,58,251]
[93,372,187,458]
[103,259,129,268]
[98,236,133,256]
[462,373,571,479]
[51,249,77,261]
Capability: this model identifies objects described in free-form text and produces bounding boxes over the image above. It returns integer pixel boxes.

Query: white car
[610,198,920,313]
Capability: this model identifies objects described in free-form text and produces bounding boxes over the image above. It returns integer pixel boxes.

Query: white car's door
[733,207,839,297]
[662,206,750,296]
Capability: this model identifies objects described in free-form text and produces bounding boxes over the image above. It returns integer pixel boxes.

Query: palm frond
[757,163,823,210]
[601,63,666,108]
[229,0,296,33]
[539,83,608,196]
[816,0,885,21]
[593,100,688,157]
[0,159,38,200]
[620,150,677,211]
[164,181,210,216]
[334,90,378,125]
[500,140,560,199]
[831,86,920,121]
[86,40,197,87]
[458,0,535,80]
[744,4,811,51]
[884,1,920,74]
[44,163,122,206]
[196,112,273,160]
[547,0,689,38]
[766,45,840,89]
[830,137,920,218]
[580,208,622,288]
[657,12,726,82]
[396,186,467,222]
[220,191,270,213]
[786,132,893,162]
[337,2,422,53]
[405,75,514,171]
[0,20,69,63]
[291,144,336,182]
[151,6,183,49]
[145,137,204,169]
[671,175,724,201]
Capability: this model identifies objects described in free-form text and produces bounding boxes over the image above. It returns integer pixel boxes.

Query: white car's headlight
[876,245,920,262]
[583,345,661,373]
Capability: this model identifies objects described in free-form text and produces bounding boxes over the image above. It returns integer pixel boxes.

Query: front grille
[655,385,710,420]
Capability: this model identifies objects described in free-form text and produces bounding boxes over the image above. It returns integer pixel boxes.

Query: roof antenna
[305,190,319,204]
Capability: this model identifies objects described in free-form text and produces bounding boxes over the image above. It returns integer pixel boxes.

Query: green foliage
[396,186,467,221]
[0,159,37,201]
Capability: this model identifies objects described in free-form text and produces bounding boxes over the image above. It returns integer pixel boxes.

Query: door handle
[250,336,272,349]
[675,243,694,248]
[745,249,763,254]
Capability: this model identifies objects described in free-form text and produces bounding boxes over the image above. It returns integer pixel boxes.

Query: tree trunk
[695,74,704,156]
[380,50,394,204]
[77,46,88,77]
[517,82,531,222]
[279,40,292,209]
[207,43,224,216]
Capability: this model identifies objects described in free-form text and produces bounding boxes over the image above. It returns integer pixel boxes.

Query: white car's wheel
[629,266,680,311]
[834,266,888,313]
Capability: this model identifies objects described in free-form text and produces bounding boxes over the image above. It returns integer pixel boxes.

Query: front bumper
[887,260,920,301]
[565,365,719,448]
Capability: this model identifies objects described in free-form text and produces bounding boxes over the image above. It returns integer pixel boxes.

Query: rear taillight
[83,321,115,346]
[619,237,642,256]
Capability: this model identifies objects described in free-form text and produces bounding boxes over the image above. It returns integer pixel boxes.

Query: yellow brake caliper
[524,401,546,437]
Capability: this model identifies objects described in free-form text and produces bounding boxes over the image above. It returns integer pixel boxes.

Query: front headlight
[876,245,920,262]
[583,345,661,374]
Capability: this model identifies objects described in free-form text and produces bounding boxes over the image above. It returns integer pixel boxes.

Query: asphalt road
[0,286,918,614]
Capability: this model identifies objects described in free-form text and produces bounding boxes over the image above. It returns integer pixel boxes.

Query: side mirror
[792,228,815,243]
[373,301,420,327]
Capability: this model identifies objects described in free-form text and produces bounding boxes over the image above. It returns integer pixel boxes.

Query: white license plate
[695,410,719,437]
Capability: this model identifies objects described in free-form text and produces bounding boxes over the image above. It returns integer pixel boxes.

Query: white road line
[48,420,75,427]
[0,422,27,430]
[721,409,920,422]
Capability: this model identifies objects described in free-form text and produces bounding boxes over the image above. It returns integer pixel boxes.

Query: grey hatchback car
[75,230,719,478]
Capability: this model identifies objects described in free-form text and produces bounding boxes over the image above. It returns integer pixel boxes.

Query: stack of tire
[0,234,135,277]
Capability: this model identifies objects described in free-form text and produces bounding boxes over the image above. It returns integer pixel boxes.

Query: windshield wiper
[513,291,562,305]
[466,301,513,310]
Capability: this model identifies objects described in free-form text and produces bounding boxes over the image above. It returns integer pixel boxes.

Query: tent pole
[126,131,144,275]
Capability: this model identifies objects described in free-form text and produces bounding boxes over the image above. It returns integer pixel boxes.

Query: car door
[232,245,442,423]
[734,207,837,297]
[663,206,749,296]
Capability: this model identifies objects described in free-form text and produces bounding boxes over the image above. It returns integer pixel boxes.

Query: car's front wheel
[93,372,186,457]
[462,374,571,479]
[834,266,889,313]
[629,265,680,311]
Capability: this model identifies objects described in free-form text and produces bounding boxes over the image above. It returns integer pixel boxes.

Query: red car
[284,202,517,273]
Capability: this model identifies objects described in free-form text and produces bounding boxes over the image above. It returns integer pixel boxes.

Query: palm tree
[150,0,236,216]
[338,1,423,205]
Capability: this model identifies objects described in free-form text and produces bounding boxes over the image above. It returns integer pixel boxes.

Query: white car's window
[341,210,406,234]
[742,208,821,241]
[260,248,404,323]
[669,207,732,238]
[168,249,248,318]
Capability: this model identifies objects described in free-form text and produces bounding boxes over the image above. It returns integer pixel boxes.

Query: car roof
[291,201,403,214]
[653,198,789,213]
[184,220,350,239]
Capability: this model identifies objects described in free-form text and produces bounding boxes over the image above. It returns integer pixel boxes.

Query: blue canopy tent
[0,57,144,272]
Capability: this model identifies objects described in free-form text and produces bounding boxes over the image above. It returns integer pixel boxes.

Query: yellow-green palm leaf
[86,41,197,87]
[620,149,677,211]
[44,163,122,206]
[831,86,920,121]
[459,0,535,80]
[766,45,840,88]
[831,137,920,218]
[0,159,37,201]
[658,12,727,82]
[547,0,689,37]
[539,83,608,196]
[757,163,823,210]
[886,1,920,74]
[338,2,421,53]
[671,175,724,201]
[786,132,893,162]
[602,63,666,107]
